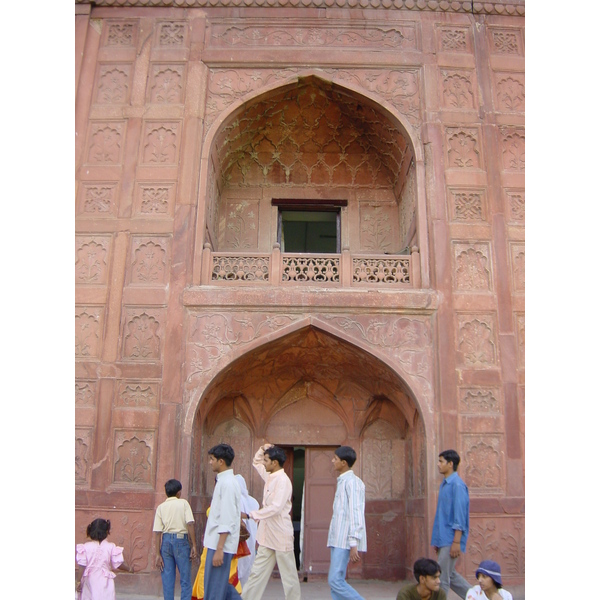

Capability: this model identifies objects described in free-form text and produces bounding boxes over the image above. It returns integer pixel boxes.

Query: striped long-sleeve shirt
[327,470,367,551]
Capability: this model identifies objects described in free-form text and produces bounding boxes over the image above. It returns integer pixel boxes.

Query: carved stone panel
[467,517,525,582]
[494,72,525,113]
[148,64,185,104]
[155,21,188,47]
[77,182,119,217]
[440,69,476,110]
[500,127,525,171]
[446,127,482,170]
[139,121,181,166]
[76,428,94,486]
[133,182,176,217]
[86,121,126,165]
[461,434,504,495]
[456,314,498,368]
[102,20,138,48]
[115,380,160,409]
[75,306,104,360]
[94,64,132,105]
[121,308,165,362]
[112,429,155,487]
[458,387,502,415]
[359,201,398,253]
[488,28,524,56]
[76,380,97,407]
[452,242,493,292]
[448,188,487,222]
[75,236,111,285]
[504,188,524,224]
[129,236,171,286]
[222,198,260,251]
[436,25,472,53]
[509,243,525,293]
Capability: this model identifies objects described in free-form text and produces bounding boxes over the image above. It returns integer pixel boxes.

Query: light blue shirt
[203,469,241,554]
[327,470,367,551]
[431,472,469,552]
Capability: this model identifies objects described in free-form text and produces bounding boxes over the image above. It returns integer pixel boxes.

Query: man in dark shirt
[396,558,447,600]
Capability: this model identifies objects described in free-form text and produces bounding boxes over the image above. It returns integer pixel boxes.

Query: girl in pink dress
[76,518,133,600]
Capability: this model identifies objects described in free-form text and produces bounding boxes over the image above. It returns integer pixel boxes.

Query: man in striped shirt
[327,446,367,600]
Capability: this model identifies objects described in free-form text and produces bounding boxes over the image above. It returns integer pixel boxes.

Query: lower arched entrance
[189,325,428,581]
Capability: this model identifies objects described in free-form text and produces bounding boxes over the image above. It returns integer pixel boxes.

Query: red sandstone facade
[75,0,525,592]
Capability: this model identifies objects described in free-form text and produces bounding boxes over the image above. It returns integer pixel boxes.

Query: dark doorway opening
[282,446,306,570]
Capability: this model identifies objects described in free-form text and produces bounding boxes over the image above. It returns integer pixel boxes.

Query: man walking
[153,479,198,600]
[327,446,366,600]
[203,443,242,600]
[242,443,301,600]
[431,449,470,598]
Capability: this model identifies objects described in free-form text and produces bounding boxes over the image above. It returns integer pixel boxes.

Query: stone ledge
[183,285,440,313]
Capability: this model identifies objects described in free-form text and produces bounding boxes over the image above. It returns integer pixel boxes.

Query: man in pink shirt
[241,443,301,600]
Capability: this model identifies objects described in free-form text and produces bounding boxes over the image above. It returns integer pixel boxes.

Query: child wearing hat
[465,560,513,600]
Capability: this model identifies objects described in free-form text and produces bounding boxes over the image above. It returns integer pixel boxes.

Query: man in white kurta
[241,444,301,600]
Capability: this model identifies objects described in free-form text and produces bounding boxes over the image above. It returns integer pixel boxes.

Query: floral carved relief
[456,315,497,367]
[495,73,525,112]
[75,306,103,359]
[359,202,395,252]
[96,65,131,104]
[223,199,259,250]
[438,27,470,52]
[210,21,417,50]
[130,237,170,285]
[78,183,118,216]
[105,22,136,47]
[134,183,175,217]
[141,122,180,165]
[449,188,486,222]
[500,128,525,171]
[468,518,525,580]
[490,29,523,55]
[463,436,503,493]
[122,309,164,361]
[87,122,125,165]
[76,428,93,486]
[453,243,492,292]
[75,237,110,285]
[114,514,151,572]
[459,388,501,414]
[446,128,481,169]
[505,189,524,223]
[113,430,155,486]
[149,65,184,104]
[116,381,160,409]
[510,243,525,293]
[158,22,187,46]
[76,380,97,406]
[441,70,475,109]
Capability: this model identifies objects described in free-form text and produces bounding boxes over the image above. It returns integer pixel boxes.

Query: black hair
[334,446,357,467]
[164,479,182,497]
[208,443,235,466]
[413,557,441,582]
[264,445,287,467]
[87,518,111,542]
[439,449,461,471]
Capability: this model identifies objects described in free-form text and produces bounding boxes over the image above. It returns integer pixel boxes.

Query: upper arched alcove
[204,75,418,256]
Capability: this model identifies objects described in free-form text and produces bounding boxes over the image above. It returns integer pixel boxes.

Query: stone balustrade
[201,243,421,288]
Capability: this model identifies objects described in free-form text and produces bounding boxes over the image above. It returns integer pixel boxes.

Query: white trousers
[241,545,301,600]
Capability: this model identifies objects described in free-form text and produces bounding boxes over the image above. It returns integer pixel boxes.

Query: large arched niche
[193,72,429,285]
[188,323,429,495]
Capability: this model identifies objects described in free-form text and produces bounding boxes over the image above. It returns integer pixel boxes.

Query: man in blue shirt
[431,449,470,598]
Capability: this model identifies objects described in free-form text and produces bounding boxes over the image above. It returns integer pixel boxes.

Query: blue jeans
[160,533,192,600]
[328,547,364,600]
[204,548,242,600]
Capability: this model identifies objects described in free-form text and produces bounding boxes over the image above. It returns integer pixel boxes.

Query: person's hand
[76,581,82,593]
[450,541,461,558]
[433,546,439,554]
[155,554,164,571]
[350,547,360,563]
[213,548,224,567]
[190,545,198,560]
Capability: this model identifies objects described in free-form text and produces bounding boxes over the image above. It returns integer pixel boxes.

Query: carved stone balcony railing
[201,243,421,288]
